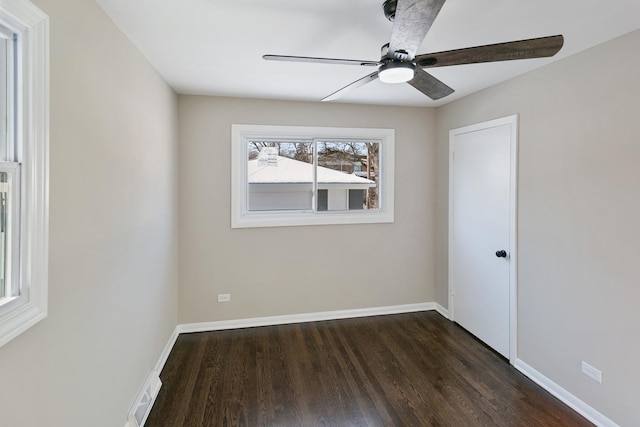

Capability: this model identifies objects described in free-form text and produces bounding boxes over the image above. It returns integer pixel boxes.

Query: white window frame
[231,124,394,228]
[0,0,49,348]
[0,23,17,158]
[0,163,21,302]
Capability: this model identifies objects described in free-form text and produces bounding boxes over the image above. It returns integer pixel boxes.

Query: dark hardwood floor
[146,311,592,426]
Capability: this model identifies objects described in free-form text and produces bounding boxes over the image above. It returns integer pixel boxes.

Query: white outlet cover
[581,361,603,383]
[217,294,231,302]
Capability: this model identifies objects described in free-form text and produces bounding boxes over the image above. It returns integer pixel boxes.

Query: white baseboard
[514,359,618,427]
[154,328,179,374]
[434,303,449,319]
[178,302,437,334]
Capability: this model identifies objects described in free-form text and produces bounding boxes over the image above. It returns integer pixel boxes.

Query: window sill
[232,209,394,229]
[0,299,46,347]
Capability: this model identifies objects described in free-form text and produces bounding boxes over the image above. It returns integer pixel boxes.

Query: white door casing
[448,115,518,361]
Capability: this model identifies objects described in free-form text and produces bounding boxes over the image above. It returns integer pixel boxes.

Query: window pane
[247,141,313,211]
[0,172,7,298]
[317,189,328,211]
[316,141,379,211]
[0,33,8,161]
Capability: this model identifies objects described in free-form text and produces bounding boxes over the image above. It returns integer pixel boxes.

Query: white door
[449,115,517,359]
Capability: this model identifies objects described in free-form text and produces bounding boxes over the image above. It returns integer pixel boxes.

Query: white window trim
[0,0,49,348]
[231,124,394,228]
[0,162,22,302]
[0,23,17,159]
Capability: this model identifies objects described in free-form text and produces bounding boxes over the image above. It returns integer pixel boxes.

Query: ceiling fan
[263,0,564,101]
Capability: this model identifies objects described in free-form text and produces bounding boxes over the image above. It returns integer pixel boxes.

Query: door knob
[495,250,507,258]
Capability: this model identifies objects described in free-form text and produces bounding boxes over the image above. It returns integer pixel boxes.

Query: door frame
[448,114,519,363]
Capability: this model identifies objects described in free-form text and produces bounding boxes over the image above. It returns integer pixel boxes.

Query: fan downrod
[382,0,397,22]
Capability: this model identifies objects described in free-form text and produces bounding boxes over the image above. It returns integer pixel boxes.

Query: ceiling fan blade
[408,68,454,100]
[415,35,564,68]
[322,71,379,102]
[389,0,447,59]
[263,54,380,67]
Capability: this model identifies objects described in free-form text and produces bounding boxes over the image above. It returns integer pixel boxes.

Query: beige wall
[178,96,436,323]
[0,1,179,426]
[435,29,640,425]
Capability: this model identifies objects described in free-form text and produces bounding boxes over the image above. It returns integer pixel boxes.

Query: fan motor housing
[382,0,397,22]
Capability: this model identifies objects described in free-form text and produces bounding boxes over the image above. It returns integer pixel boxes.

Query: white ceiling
[96,0,640,107]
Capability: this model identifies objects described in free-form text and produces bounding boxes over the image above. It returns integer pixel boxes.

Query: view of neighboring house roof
[248,156,375,186]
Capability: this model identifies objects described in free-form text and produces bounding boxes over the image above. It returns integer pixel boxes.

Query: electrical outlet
[217,293,231,302]
[581,361,602,383]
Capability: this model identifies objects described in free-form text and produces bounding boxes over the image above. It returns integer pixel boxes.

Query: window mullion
[10,32,18,161]
[312,139,318,213]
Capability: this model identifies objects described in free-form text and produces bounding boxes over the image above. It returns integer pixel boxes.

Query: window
[0,1,49,347]
[232,125,394,228]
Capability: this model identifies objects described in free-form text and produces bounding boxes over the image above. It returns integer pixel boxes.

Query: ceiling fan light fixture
[378,61,415,84]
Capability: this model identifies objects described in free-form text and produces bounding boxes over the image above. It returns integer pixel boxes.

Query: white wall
[435,29,640,426]
[178,96,436,323]
[0,0,179,426]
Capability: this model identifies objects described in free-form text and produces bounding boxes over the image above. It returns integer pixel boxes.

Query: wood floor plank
[146,312,593,427]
